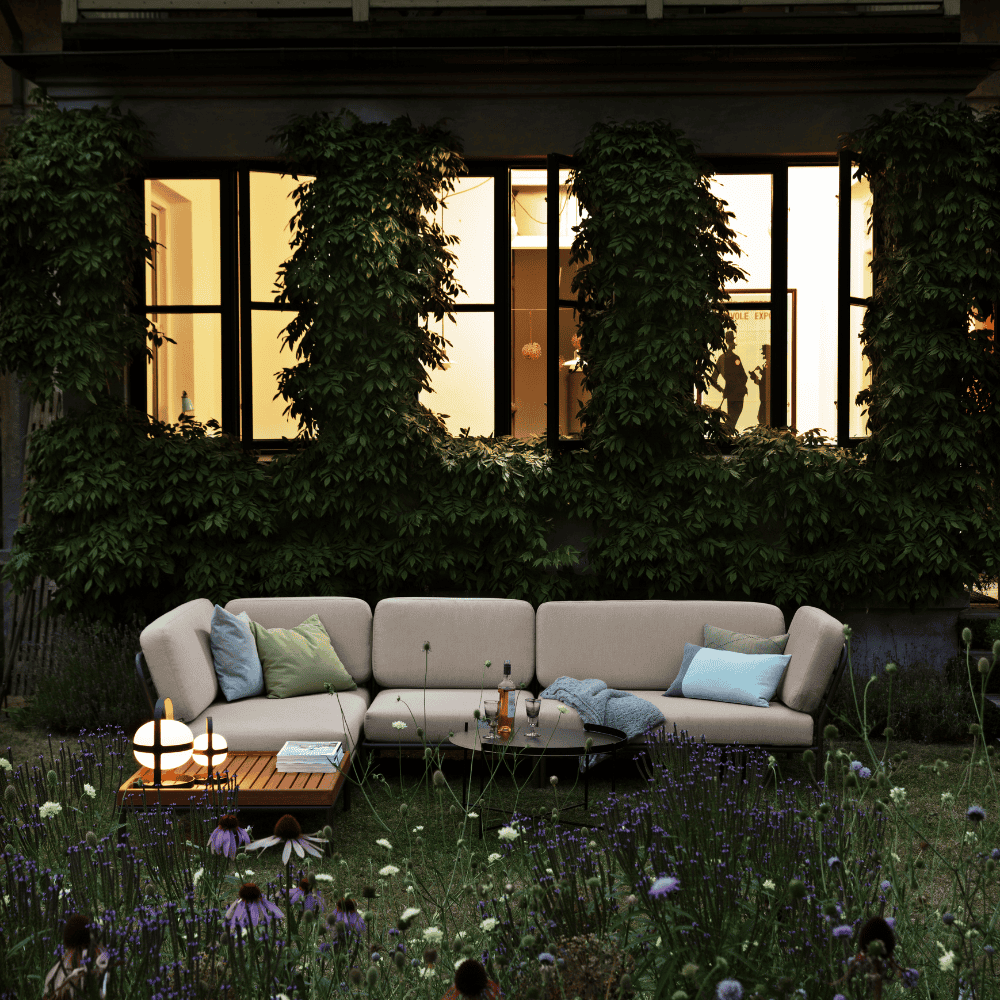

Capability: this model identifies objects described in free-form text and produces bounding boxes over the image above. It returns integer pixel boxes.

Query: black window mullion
[770,166,789,430]
[127,173,148,414]
[238,166,253,445]
[837,150,853,447]
[221,169,238,437]
[493,162,511,438]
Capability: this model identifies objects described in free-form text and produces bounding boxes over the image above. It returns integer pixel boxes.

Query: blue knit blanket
[538,676,665,771]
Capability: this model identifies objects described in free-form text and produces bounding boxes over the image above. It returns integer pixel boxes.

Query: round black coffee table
[448,722,629,837]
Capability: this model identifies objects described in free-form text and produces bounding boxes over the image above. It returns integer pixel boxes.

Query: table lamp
[133,697,195,788]
[191,717,228,785]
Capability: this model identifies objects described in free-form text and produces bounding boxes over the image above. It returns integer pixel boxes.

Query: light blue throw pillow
[210,605,264,702]
[664,642,702,697]
[681,647,791,709]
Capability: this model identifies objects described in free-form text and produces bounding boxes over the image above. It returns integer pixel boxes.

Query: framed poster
[698,289,797,433]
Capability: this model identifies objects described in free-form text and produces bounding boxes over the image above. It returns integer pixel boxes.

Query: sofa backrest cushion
[140,598,217,722]
[779,605,846,714]
[373,597,535,689]
[535,600,786,690]
[226,597,373,685]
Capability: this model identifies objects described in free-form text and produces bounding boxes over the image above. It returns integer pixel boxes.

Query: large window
[132,156,870,450]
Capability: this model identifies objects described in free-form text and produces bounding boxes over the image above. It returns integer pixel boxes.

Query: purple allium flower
[833,925,853,938]
[850,760,863,772]
[289,877,325,912]
[967,805,986,823]
[648,875,680,898]
[859,767,872,780]
[900,968,919,989]
[715,979,743,1000]
[208,814,250,859]
[880,880,892,892]
[827,856,841,869]
[225,883,283,930]
[246,814,326,865]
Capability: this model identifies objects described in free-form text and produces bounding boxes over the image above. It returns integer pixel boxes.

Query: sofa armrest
[780,606,846,714]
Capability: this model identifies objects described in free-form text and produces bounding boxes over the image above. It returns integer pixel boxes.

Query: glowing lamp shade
[133,697,194,775]
[192,730,228,770]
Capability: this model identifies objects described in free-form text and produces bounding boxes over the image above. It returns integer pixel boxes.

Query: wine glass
[524,697,541,738]
[483,700,499,741]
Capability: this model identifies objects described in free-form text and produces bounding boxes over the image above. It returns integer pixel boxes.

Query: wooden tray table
[116,750,352,823]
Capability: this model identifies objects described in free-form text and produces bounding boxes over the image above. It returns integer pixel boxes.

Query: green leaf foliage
[0,92,161,403]
[2,105,997,625]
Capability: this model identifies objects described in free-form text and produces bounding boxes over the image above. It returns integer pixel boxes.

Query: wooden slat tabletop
[116,750,351,809]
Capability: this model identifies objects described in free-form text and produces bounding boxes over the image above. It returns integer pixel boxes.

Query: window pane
[850,174,874,300]
[510,169,586,440]
[419,312,494,437]
[144,179,220,306]
[788,166,839,438]
[146,313,222,427]
[249,171,314,304]
[250,309,300,440]
[437,176,494,304]
[849,303,870,438]
[711,174,772,289]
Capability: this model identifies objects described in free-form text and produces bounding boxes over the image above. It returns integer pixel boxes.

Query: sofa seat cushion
[188,688,369,753]
[372,597,534,689]
[588,691,813,747]
[536,601,786,691]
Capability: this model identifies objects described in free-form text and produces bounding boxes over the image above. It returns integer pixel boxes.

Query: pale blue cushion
[664,642,702,697]
[681,647,791,709]
[210,605,264,702]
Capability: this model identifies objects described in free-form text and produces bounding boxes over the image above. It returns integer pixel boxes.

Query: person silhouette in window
[708,330,748,433]
[749,343,771,426]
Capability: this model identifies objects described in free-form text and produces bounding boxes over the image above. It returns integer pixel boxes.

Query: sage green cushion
[250,614,357,699]
[704,624,789,656]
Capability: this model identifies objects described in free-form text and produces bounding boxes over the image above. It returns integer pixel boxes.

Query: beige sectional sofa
[138,595,847,760]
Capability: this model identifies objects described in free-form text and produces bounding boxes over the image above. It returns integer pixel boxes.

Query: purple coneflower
[967,805,986,823]
[332,896,367,935]
[225,882,283,930]
[648,875,680,898]
[246,814,326,865]
[208,814,250,858]
[289,877,325,912]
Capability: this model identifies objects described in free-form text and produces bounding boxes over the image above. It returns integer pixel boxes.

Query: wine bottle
[497,660,516,738]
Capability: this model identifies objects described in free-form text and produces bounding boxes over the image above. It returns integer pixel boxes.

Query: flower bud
[394,950,406,970]
[432,770,447,789]
[801,749,815,765]
[366,967,379,989]
[3,785,16,802]
[520,934,536,948]
[987,859,996,874]
[323,827,334,841]
[552,809,560,822]
[969,724,983,736]
[423,948,438,964]
[671,993,688,1000]
[303,908,316,924]
[474,709,481,720]
[349,968,362,985]
[585,738,593,752]
[884,727,894,738]
[619,974,633,992]
[399,803,408,815]
[994,639,1000,658]
[979,658,990,675]
[788,879,807,900]
[824,725,839,740]
[867,939,885,958]
[549,775,559,787]
[713,957,729,974]
[46,770,58,790]
[681,963,699,978]
[885,662,898,675]
[85,830,98,848]
[843,624,853,639]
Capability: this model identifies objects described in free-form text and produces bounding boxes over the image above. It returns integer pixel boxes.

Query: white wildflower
[468,812,479,819]
[480,917,498,932]
[423,926,444,945]
[941,791,955,805]
[406,885,415,893]
[454,958,465,970]
[557,705,569,714]
[0,758,12,772]
[419,966,437,979]
[392,720,407,730]
[889,786,907,806]
[939,949,957,972]
[891,852,902,864]
[412,826,424,833]
[82,783,96,799]
[762,879,775,891]
[400,907,421,922]
[487,853,502,864]
[588,841,597,848]
[38,801,62,820]
[192,867,204,887]
[965,831,978,845]
[379,865,400,876]
[545,868,554,875]
[498,826,520,842]
[314,873,334,882]
[376,838,393,849]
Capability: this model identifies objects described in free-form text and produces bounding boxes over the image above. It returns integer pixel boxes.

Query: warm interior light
[192,730,228,769]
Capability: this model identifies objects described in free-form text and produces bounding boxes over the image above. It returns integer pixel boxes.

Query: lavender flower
[208,814,251,859]
[289,877,325,912]
[225,883,283,930]
[246,814,326,865]
[648,875,680,898]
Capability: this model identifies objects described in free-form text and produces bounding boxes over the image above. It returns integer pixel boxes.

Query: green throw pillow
[250,614,357,699]
[704,623,789,656]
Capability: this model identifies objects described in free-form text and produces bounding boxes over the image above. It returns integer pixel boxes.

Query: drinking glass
[483,700,499,741]
[524,697,541,738]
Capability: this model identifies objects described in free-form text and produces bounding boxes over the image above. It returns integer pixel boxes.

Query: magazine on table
[276,741,345,772]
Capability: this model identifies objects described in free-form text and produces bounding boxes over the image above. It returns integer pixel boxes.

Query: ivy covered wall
[0,100,997,629]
